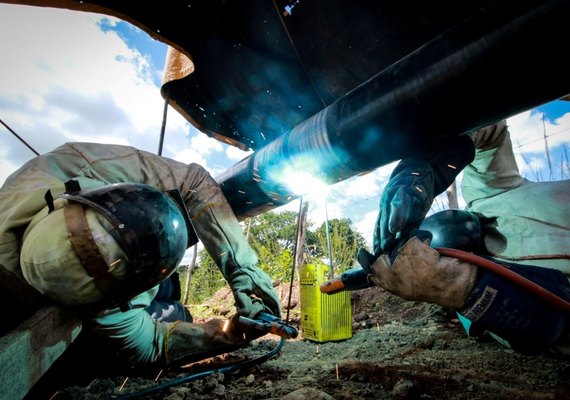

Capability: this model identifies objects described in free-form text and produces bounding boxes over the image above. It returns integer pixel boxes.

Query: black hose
[112,338,285,399]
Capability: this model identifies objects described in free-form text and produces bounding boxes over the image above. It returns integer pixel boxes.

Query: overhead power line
[0,117,39,156]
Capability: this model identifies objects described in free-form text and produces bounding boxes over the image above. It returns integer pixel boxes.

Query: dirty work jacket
[462,120,570,275]
[0,142,259,365]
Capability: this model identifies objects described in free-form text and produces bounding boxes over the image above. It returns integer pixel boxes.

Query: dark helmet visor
[61,182,189,303]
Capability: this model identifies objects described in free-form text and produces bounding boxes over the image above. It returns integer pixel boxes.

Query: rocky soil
[30,284,570,400]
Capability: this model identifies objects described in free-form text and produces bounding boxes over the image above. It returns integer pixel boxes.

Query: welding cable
[112,337,285,399]
[436,247,570,315]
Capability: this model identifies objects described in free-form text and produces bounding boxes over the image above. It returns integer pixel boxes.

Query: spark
[118,377,129,392]
[109,258,122,267]
[447,164,457,169]
[283,0,301,16]
[155,369,163,381]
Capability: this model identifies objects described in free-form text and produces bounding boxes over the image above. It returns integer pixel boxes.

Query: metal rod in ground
[325,201,334,278]
[287,196,307,322]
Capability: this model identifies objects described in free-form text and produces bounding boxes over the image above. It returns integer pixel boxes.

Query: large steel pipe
[218,0,570,219]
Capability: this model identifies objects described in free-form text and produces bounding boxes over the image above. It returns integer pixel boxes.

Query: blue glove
[373,136,475,254]
[374,159,435,253]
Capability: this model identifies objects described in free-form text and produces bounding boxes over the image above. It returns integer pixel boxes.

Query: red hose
[436,247,570,315]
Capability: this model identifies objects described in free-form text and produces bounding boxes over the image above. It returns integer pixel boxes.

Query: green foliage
[180,210,367,304]
[247,210,304,282]
[179,248,225,304]
[310,218,368,274]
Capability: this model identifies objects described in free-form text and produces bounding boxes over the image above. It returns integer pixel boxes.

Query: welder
[358,119,570,355]
[0,142,281,367]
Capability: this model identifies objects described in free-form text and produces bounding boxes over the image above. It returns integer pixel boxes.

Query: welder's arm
[60,143,281,318]
[461,119,524,207]
[373,135,475,255]
[87,291,250,367]
[176,165,281,319]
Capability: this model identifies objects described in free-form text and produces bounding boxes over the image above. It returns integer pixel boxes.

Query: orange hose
[436,247,570,315]
[320,277,346,294]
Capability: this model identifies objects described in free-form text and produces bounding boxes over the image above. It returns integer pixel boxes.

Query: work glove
[227,265,281,319]
[164,314,255,367]
[373,135,475,255]
[368,236,478,309]
[374,159,435,253]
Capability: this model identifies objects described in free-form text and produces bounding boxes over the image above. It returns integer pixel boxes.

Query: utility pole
[182,244,198,305]
[294,198,310,273]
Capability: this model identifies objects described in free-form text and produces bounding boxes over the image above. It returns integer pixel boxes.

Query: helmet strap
[64,202,120,299]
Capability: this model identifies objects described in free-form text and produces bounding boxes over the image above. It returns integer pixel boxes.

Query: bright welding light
[283,171,330,199]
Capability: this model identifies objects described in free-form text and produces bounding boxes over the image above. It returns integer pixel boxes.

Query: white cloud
[354,210,378,249]
[190,131,224,154]
[170,146,209,168]
[0,4,172,178]
[226,145,253,161]
[506,108,570,180]
[508,109,570,154]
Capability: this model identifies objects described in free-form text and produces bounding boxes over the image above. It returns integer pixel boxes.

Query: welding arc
[436,247,570,315]
[112,338,285,399]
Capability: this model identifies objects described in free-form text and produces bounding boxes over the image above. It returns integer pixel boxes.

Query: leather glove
[373,135,475,254]
[164,315,250,367]
[369,236,478,309]
[227,265,281,319]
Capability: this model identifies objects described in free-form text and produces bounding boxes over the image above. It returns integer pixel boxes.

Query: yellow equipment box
[300,263,352,342]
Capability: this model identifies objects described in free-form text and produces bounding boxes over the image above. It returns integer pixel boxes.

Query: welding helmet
[21,181,190,309]
[419,209,484,253]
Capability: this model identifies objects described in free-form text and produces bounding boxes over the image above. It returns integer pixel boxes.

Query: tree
[180,211,367,304]
[310,218,368,274]
[180,247,225,304]
[247,210,305,282]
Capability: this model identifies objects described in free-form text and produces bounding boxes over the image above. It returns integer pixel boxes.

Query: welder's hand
[228,266,281,319]
[164,317,250,367]
[374,159,435,254]
[228,313,267,341]
[374,136,475,255]
[369,236,477,309]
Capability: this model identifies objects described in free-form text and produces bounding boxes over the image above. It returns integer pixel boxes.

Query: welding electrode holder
[319,265,374,295]
[237,312,299,339]
[319,246,378,295]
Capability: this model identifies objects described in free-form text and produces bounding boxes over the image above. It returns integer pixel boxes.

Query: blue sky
[1,4,569,255]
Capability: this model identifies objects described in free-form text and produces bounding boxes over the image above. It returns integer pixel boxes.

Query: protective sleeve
[85,288,170,366]
[461,120,524,207]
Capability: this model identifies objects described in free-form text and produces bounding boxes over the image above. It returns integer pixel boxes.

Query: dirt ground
[33,283,570,400]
